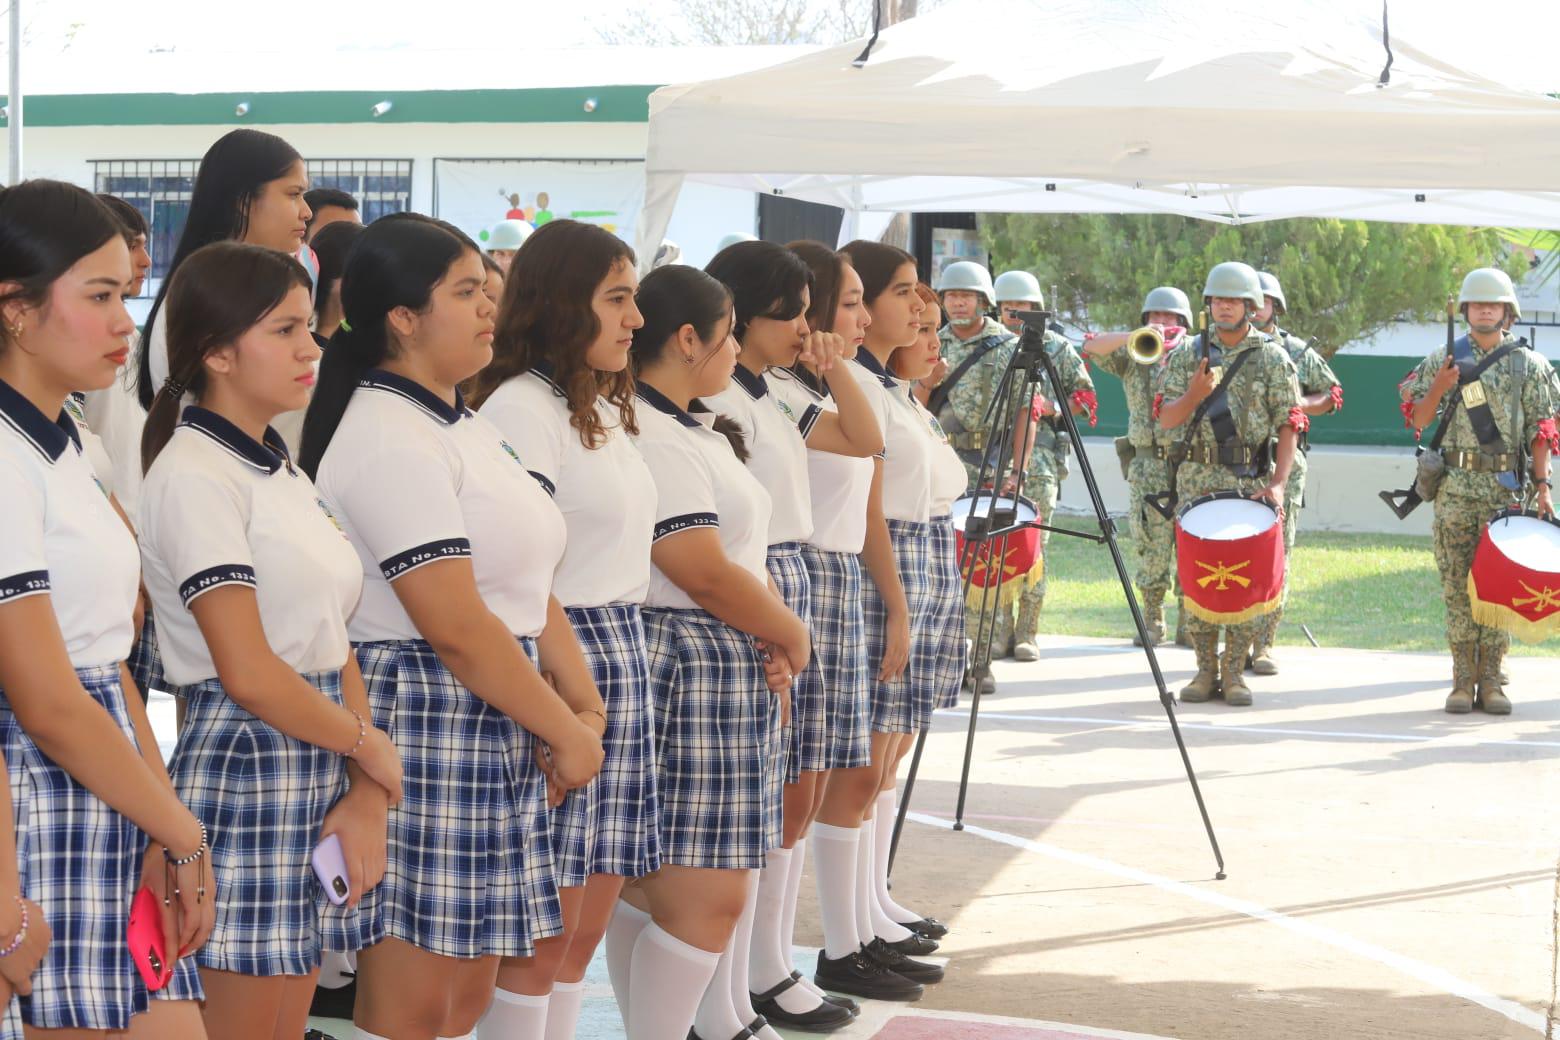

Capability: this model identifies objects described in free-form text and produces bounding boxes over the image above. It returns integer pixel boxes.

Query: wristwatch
[1533,476,1553,488]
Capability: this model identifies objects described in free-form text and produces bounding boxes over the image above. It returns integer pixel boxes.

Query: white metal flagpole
[7,0,21,184]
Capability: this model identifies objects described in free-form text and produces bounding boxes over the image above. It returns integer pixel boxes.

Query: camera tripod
[888,310,1226,880]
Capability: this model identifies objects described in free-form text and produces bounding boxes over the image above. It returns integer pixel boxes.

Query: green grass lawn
[1037,515,1560,657]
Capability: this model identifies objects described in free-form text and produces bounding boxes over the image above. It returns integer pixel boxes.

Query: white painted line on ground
[907,812,1548,1035]
[935,709,1560,749]
[836,996,1182,1039]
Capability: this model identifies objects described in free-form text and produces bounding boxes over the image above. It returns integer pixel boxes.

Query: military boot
[1013,595,1042,662]
[1477,643,1511,715]
[1133,589,1166,647]
[1247,611,1280,676]
[1444,643,1477,714]
[1174,600,1190,647]
[1179,632,1220,703]
[1220,634,1253,707]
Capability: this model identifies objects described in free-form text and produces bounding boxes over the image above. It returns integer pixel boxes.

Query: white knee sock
[476,988,548,1040]
[810,823,861,960]
[853,820,878,945]
[863,810,913,942]
[543,979,585,1040]
[875,790,923,925]
[785,837,834,1003]
[749,847,794,992]
[605,900,653,1027]
[728,877,784,1040]
[694,933,748,1040]
[628,924,721,1040]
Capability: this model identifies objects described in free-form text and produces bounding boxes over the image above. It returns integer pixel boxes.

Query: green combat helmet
[1201,261,1263,307]
[1256,271,1287,316]
[1140,285,1193,327]
[993,270,1044,306]
[936,260,997,308]
[487,219,532,253]
[1457,267,1519,326]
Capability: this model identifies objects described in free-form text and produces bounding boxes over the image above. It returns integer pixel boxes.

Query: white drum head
[950,494,1039,532]
[1179,498,1275,540]
[1488,515,1560,572]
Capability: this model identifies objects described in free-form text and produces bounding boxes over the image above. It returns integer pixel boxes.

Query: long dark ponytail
[141,242,312,473]
[136,129,303,407]
[297,213,472,478]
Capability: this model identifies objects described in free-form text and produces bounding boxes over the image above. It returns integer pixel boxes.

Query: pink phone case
[312,834,350,906]
[126,886,172,991]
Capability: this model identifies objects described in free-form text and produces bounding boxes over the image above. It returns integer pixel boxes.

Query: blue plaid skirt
[862,519,938,734]
[925,517,969,713]
[354,638,560,959]
[127,612,167,700]
[766,543,817,786]
[0,665,202,1030]
[169,668,377,975]
[550,604,661,885]
[798,546,870,771]
[643,608,784,869]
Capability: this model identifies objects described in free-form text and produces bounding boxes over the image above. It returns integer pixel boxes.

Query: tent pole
[7,0,20,184]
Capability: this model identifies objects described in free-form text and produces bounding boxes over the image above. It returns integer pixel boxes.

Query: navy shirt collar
[360,368,470,425]
[635,383,701,429]
[854,349,898,389]
[530,360,567,399]
[0,376,81,463]
[180,406,290,474]
[731,364,768,400]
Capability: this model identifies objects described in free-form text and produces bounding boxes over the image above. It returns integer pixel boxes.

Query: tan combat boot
[1220,634,1253,707]
[1247,611,1279,676]
[1478,643,1511,715]
[1180,631,1220,703]
[1444,643,1477,714]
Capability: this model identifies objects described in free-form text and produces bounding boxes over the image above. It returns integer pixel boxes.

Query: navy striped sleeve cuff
[528,471,557,497]
[0,570,50,604]
[653,512,719,542]
[179,564,257,607]
[797,404,823,439]
[380,538,472,580]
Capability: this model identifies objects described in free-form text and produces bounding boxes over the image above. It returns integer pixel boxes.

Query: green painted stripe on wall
[1086,354,1560,447]
[0,85,657,127]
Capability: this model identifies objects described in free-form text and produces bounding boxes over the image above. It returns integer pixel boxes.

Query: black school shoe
[864,937,944,984]
[751,974,855,1033]
[783,968,859,1015]
[905,916,949,940]
[814,949,923,1002]
[308,978,356,1021]
[880,931,940,956]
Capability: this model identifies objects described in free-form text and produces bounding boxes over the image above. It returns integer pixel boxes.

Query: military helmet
[936,261,997,306]
[1140,285,1193,328]
[993,270,1044,306]
[487,219,532,252]
[1457,267,1518,311]
[1256,271,1287,315]
[1202,261,1263,308]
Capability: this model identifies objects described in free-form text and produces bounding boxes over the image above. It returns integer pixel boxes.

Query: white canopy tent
[638,0,1560,260]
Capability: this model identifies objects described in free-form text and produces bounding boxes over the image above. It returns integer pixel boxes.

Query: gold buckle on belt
[1461,380,1488,408]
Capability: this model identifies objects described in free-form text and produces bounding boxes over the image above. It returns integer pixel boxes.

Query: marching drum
[950,492,1044,609]
[1468,509,1560,643]
[1175,492,1285,625]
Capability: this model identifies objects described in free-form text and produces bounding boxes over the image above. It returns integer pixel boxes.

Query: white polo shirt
[0,377,139,668]
[64,393,116,496]
[79,368,147,518]
[702,364,814,547]
[479,366,655,608]
[767,368,874,554]
[908,393,969,517]
[847,352,934,523]
[631,384,773,611]
[137,407,363,686]
[317,369,567,642]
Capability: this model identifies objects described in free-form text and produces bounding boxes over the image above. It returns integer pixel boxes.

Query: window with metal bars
[91,159,414,296]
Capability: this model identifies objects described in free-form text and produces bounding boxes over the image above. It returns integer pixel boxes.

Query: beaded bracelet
[0,897,28,958]
[341,710,367,758]
[164,819,209,866]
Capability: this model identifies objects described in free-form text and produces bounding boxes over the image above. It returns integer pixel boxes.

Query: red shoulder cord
[1071,389,1099,427]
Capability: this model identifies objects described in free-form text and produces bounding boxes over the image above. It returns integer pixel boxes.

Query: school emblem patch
[316,497,346,534]
[773,397,797,421]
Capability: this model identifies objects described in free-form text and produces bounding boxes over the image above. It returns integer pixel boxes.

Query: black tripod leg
[887,726,927,877]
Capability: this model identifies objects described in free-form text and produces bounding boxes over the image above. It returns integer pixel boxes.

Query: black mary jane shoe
[905,916,949,940]
[687,1028,756,1040]
[864,937,945,984]
[789,969,859,1015]
[751,975,855,1032]
[880,931,940,956]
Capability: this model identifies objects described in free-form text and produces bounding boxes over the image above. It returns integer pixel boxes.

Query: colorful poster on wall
[432,159,645,250]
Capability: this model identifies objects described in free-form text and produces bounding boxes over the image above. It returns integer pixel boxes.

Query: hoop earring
[682,353,695,366]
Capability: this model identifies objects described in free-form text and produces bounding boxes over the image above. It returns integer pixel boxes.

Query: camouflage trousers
[1432,487,1515,651]
[1175,462,1283,651]
[963,478,1058,652]
[1254,450,1308,649]
[1128,453,1175,602]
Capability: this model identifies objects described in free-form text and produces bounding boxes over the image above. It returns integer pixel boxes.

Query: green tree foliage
[981,214,1522,357]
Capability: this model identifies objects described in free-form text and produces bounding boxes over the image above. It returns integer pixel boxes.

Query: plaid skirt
[354,638,560,959]
[169,669,377,975]
[0,665,202,1030]
[127,612,167,700]
[798,545,870,771]
[862,519,938,734]
[925,517,969,713]
[643,608,784,869]
[550,604,661,885]
[767,543,818,785]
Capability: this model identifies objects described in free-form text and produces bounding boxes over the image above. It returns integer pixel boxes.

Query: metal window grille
[92,159,414,297]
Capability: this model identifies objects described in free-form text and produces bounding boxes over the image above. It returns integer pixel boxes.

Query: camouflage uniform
[1010,331,1094,649]
[1400,331,1556,701]
[1159,329,1302,673]
[1252,330,1340,654]
[935,317,1018,655]
[1092,341,1182,631]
